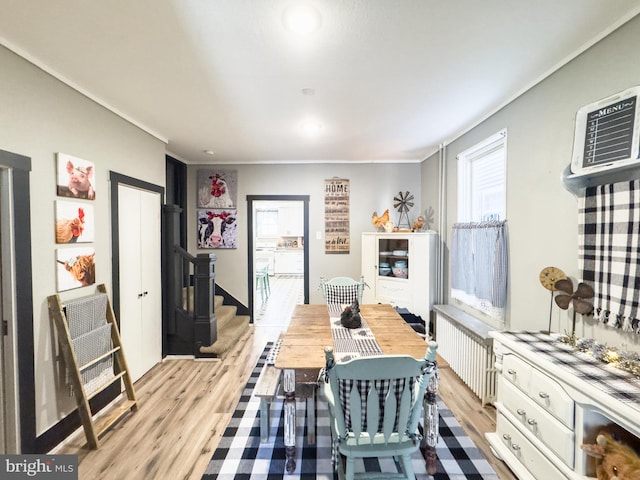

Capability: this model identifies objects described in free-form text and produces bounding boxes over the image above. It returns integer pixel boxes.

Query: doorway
[247,195,309,327]
[0,149,32,453]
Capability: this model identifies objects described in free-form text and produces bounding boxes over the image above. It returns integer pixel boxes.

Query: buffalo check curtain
[579,180,640,333]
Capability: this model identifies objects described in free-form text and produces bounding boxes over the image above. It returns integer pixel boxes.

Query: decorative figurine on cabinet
[371,209,390,231]
[581,429,640,480]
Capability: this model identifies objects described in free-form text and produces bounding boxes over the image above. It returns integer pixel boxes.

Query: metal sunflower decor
[554,278,594,337]
[393,191,414,229]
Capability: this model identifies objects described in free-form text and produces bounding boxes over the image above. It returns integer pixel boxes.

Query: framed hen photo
[197,168,237,208]
[56,152,96,200]
[55,200,94,243]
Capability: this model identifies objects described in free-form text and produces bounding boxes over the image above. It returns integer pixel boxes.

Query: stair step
[214,295,224,310]
[200,315,250,358]
[215,305,238,330]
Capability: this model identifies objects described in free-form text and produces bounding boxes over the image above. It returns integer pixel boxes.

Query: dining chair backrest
[320,341,438,480]
[319,276,366,305]
[323,341,437,443]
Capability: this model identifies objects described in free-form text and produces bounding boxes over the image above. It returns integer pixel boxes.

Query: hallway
[253,274,304,346]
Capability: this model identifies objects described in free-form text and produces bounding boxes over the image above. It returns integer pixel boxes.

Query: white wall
[0,45,166,436]
[187,162,422,304]
[424,15,640,351]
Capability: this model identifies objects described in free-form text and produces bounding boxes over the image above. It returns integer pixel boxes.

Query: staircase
[199,295,250,359]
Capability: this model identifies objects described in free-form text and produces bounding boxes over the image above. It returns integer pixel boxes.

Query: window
[256,209,279,237]
[457,130,507,222]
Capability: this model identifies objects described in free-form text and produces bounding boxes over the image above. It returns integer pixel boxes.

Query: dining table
[274,303,437,474]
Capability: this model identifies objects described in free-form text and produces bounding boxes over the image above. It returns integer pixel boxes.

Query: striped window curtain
[450,221,508,319]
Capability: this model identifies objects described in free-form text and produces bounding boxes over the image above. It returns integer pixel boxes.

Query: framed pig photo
[56,152,96,200]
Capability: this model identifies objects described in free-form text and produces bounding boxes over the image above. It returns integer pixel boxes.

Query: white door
[118,184,162,382]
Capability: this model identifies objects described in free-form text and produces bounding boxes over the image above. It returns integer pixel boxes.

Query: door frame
[0,150,32,453]
[246,195,310,322]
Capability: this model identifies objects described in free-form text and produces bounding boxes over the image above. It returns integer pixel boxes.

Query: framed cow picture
[197,169,237,208]
[197,209,237,249]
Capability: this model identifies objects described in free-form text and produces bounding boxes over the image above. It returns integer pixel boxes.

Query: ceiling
[1,1,639,165]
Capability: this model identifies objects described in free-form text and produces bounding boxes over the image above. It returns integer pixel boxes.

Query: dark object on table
[340,300,362,329]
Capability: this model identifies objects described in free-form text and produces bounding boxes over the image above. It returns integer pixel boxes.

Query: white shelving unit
[361,231,437,325]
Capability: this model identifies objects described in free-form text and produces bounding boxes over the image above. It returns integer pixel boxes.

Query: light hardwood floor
[56,278,516,479]
[57,330,516,479]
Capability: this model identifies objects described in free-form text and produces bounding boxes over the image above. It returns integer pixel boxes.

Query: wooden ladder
[48,283,137,449]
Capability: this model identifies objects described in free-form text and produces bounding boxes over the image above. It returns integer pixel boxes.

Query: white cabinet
[118,185,162,382]
[278,204,303,236]
[274,251,304,274]
[361,232,437,323]
[487,331,640,479]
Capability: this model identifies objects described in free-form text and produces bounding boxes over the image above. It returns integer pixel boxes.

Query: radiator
[435,311,497,406]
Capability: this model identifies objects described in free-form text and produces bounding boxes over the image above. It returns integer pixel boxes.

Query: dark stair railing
[163,205,217,356]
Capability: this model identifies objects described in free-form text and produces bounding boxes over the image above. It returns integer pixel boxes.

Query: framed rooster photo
[56,247,96,292]
[55,200,94,243]
[197,168,237,208]
[56,152,96,200]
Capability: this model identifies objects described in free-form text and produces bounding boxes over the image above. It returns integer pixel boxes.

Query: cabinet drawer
[502,353,531,392]
[495,413,565,479]
[500,378,574,467]
[376,279,410,303]
[530,367,574,428]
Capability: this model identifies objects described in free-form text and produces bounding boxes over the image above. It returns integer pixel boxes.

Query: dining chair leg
[399,453,415,479]
[306,391,315,444]
[345,456,356,480]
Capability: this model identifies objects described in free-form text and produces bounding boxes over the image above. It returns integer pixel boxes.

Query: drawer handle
[538,392,549,399]
[511,444,521,451]
[502,434,511,441]
[527,418,537,426]
[507,369,517,375]
[516,409,526,416]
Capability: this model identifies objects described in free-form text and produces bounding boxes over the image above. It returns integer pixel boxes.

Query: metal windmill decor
[393,191,414,229]
[554,278,594,337]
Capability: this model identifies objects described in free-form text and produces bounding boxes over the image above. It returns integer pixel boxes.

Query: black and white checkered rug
[201,344,498,479]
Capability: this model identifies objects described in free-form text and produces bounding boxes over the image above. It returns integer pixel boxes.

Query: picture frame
[56,247,96,292]
[55,200,94,243]
[197,209,237,249]
[56,152,96,200]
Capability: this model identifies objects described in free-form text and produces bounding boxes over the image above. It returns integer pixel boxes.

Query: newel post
[193,253,217,355]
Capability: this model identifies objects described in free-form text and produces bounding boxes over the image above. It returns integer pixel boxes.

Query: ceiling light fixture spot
[300,120,323,137]
[203,150,215,156]
[283,3,321,35]
[301,88,315,96]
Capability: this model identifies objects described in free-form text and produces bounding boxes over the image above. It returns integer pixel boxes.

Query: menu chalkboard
[571,87,640,176]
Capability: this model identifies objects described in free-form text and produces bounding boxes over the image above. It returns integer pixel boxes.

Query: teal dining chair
[319,341,438,480]
[319,276,367,305]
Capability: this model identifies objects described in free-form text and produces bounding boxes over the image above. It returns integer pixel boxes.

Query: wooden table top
[274,303,428,370]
